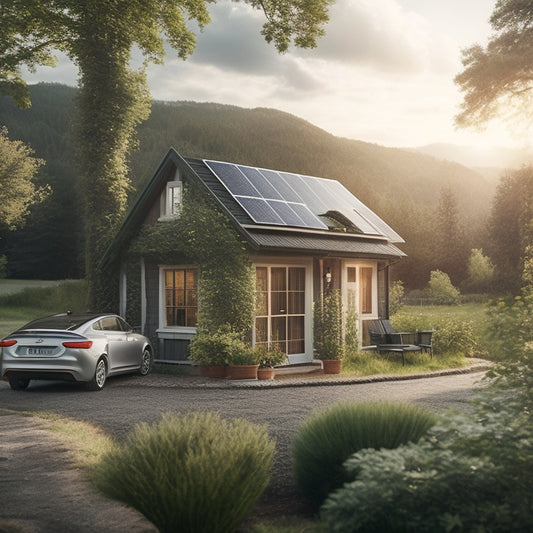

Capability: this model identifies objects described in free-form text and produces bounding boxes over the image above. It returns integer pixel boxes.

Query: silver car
[0,313,153,391]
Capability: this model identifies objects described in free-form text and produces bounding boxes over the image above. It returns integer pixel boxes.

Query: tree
[487,167,533,293]
[431,186,470,286]
[0,0,333,308]
[455,0,533,130]
[0,126,48,231]
[463,248,495,293]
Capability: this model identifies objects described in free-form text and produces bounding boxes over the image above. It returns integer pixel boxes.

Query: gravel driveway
[0,367,488,532]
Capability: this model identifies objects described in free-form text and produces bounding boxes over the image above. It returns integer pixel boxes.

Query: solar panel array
[204,160,400,240]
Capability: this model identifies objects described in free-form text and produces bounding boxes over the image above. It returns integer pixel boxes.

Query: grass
[0,279,88,338]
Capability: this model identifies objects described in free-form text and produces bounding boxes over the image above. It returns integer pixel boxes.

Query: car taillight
[62,340,93,349]
[0,339,17,347]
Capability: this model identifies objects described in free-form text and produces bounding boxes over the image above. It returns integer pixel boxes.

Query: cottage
[105,148,405,365]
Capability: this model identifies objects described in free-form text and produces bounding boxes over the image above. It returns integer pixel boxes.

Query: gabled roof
[103,148,405,266]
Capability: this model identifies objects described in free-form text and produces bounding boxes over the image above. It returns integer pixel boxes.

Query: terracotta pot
[199,365,227,378]
[227,364,259,380]
[257,367,275,380]
[322,359,342,374]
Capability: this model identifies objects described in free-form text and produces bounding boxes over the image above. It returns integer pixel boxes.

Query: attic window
[164,180,182,217]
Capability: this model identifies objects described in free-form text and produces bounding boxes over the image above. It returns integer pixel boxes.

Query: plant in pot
[225,344,261,380]
[188,326,243,378]
[255,345,287,380]
[314,289,345,374]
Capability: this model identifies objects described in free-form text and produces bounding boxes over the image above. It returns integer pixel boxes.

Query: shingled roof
[103,148,405,266]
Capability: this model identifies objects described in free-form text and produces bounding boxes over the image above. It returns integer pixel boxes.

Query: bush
[391,314,477,356]
[427,270,461,305]
[321,382,533,533]
[389,280,405,315]
[188,326,246,366]
[291,401,437,508]
[314,290,344,359]
[91,412,275,533]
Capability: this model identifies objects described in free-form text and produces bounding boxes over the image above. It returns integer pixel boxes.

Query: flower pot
[257,367,275,380]
[227,364,259,380]
[322,359,342,374]
[199,365,227,378]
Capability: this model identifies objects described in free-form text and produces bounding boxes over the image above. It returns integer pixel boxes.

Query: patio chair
[416,330,434,358]
[367,320,421,366]
[380,319,416,344]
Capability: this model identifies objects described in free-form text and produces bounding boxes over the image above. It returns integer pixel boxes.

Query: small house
[105,148,405,364]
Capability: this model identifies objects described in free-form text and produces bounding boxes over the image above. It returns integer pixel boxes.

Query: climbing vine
[129,184,255,337]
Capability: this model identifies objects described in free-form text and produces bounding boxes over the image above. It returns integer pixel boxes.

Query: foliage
[455,0,533,131]
[427,270,461,305]
[389,280,405,316]
[314,289,344,359]
[486,167,533,293]
[91,411,275,533]
[391,312,477,356]
[0,255,6,278]
[485,294,533,363]
[344,298,359,357]
[291,401,437,508]
[188,326,246,366]
[462,248,495,293]
[132,185,256,336]
[254,345,287,368]
[431,187,470,286]
[321,379,533,533]
[0,126,49,231]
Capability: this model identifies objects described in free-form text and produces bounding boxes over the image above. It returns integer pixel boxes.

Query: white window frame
[157,265,198,337]
[159,169,182,220]
[342,260,378,317]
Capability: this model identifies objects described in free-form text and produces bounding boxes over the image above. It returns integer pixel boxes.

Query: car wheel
[8,375,30,391]
[138,348,153,376]
[87,357,107,391]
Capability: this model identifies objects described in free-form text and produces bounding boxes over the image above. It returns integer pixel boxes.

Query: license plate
[27,347,54,356]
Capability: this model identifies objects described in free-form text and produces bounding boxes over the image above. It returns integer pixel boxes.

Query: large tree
[455,0,533,130]
[0,126,48,231]
[0,0,333,308]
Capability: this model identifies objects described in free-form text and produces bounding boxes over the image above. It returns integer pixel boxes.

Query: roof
[103,148,405,266]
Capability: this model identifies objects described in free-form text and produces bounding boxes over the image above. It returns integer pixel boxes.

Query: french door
[255,266,305,355]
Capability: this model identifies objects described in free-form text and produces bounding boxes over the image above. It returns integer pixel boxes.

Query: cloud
[297,0,457,74]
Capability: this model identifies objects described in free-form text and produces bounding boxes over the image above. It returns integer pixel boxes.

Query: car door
[99,316,136,370]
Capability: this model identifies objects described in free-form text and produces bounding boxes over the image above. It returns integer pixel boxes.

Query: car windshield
[20,314,99,331]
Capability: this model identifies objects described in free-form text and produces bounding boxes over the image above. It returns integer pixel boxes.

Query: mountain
[0,83,497,283]
[413,143,533,173]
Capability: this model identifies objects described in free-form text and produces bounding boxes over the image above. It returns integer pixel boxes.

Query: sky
[22,0,519,150]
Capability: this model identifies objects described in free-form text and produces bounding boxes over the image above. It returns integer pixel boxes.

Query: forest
[0,82,524,292]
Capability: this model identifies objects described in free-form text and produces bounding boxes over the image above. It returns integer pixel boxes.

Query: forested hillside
[0,83,497,288]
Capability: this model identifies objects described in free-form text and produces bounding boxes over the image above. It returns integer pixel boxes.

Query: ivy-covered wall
[125,183,255,351]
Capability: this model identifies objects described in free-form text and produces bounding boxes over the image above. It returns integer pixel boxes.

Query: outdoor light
[325,267,332,287]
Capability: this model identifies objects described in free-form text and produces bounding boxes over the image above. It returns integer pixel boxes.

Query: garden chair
[367,320,421,366]
[416,330,434,358]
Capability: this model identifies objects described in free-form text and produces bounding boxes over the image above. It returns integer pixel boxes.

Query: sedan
[0,313,153,391]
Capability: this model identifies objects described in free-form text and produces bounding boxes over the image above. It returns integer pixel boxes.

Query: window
[360,267,373,314]
[164,180,182,217]
[255,266,305,354]
[164,268,198,327]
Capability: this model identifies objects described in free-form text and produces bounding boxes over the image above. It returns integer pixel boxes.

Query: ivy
[129,184,255,337]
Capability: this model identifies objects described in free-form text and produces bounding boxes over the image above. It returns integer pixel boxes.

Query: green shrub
[427,270,461,305]
[321,382,533,533]
[389,280,405,315]
[91,412,275,533]
[0,255,7,278]
[254,345,287,368]
[291,401,437,508]
[391,314,477,356]
[314,290,344,359]
[188,326,246,366]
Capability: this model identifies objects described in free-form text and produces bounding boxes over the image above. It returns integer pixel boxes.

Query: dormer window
[166,180,182,216]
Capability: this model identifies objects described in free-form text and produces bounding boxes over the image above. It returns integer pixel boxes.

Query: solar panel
[203,159,402,241]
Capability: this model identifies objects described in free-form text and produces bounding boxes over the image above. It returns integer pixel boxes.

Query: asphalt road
[0,370,488,532]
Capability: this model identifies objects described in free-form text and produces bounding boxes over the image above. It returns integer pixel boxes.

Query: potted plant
[188,326,242,378]
[314,290,345,374]
[226,345,261,380]
[255,346,286,380]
